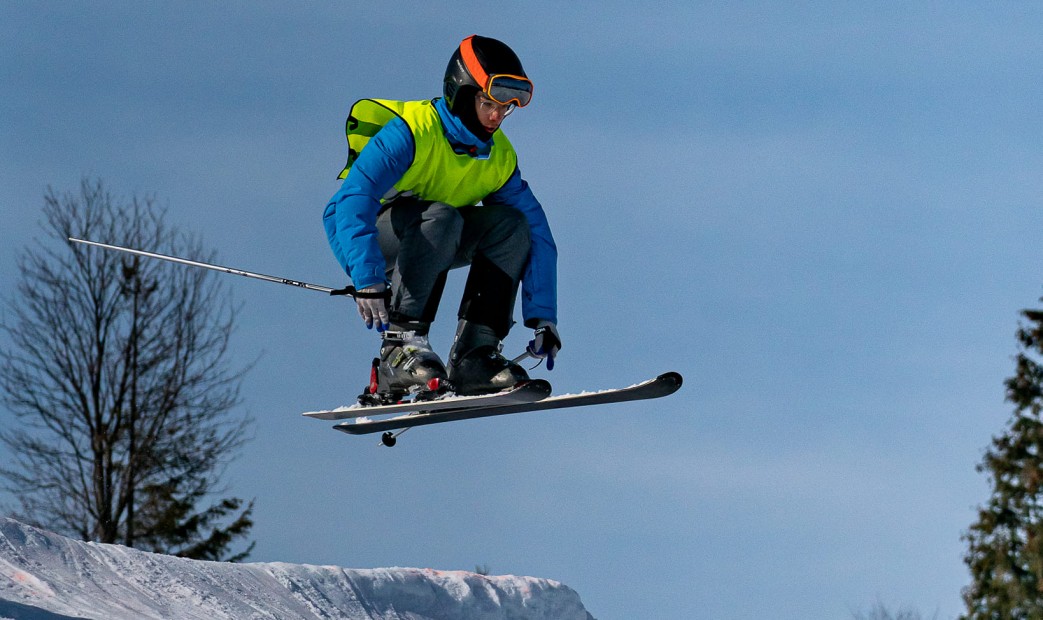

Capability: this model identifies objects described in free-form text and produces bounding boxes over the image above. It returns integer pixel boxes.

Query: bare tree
[852,601,937,620]
[0,178,254,561]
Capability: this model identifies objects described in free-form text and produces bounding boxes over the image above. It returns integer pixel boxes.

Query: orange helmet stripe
[460,35,490,89]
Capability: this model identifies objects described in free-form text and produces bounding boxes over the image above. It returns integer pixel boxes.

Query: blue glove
[526,321,561,370]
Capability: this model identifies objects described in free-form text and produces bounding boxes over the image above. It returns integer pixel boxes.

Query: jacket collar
[434,97,494,159]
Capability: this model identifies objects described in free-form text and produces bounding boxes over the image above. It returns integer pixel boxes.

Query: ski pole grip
[331,286,391,300]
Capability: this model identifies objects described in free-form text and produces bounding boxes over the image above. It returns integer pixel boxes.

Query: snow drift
[0,518,594,620]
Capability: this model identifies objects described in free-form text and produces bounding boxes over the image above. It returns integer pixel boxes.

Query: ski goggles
[460,35,534,108]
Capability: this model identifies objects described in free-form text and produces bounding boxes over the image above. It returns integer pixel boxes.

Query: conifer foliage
[0,179,254,561]
[963,305,1043,618]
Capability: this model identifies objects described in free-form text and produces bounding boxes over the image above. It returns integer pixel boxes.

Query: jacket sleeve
[322,117,414,289]
[486,167,558,326]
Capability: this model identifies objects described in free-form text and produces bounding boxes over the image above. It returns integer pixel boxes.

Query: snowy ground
[0,518,594,620]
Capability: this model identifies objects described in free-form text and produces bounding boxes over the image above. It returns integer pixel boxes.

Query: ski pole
[68,237,361,297]
[512,351,536,364]
[513,350,550,371]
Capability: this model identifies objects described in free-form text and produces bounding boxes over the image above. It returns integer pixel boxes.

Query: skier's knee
[493,206,529,251]
[424,202,464,237]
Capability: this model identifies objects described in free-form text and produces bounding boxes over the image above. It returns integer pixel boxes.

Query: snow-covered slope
[0,518,594,620]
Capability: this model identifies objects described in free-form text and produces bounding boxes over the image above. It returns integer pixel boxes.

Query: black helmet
[443,35,533,111]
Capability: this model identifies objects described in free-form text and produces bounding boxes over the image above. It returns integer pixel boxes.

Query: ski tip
[659,371,683,392]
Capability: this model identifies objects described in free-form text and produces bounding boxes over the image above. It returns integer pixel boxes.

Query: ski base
[331,371,683,438]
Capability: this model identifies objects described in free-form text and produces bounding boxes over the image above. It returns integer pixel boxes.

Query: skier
[323,35,560,397]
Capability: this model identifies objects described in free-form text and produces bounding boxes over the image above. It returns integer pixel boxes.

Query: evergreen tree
[963,304,1043,618]
[0,178,255,561]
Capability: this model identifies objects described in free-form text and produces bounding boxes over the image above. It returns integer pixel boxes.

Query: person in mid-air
[323,34,560,398]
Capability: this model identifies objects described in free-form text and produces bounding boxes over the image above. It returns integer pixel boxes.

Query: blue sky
[3,3,1042,618]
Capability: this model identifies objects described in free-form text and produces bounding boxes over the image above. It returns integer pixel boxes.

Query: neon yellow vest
[338,99,517,208]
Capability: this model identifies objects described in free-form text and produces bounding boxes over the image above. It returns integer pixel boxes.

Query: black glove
[526,321,561,370]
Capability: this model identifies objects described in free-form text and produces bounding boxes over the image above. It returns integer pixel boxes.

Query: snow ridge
[0,518,594,620]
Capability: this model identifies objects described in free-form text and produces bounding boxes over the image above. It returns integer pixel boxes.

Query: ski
[331,371,683,443]
[301,379,553,421]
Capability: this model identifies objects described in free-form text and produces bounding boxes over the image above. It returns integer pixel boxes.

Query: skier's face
[475,93,514,134]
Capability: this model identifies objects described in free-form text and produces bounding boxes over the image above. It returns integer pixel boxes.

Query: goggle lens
[486,75,533,108]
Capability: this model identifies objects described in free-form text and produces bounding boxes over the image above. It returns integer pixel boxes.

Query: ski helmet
[443,35,533,111]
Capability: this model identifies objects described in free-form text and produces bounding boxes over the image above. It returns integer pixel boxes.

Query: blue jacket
[323,97,557,326]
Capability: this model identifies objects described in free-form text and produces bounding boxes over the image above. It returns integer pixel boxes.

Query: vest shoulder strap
[337,99,410,180]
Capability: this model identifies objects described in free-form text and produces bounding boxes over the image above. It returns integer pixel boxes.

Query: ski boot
[359,326,448,406]
[447,320,529,396]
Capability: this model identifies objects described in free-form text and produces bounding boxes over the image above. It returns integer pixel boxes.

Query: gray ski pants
[375,198,530,338]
